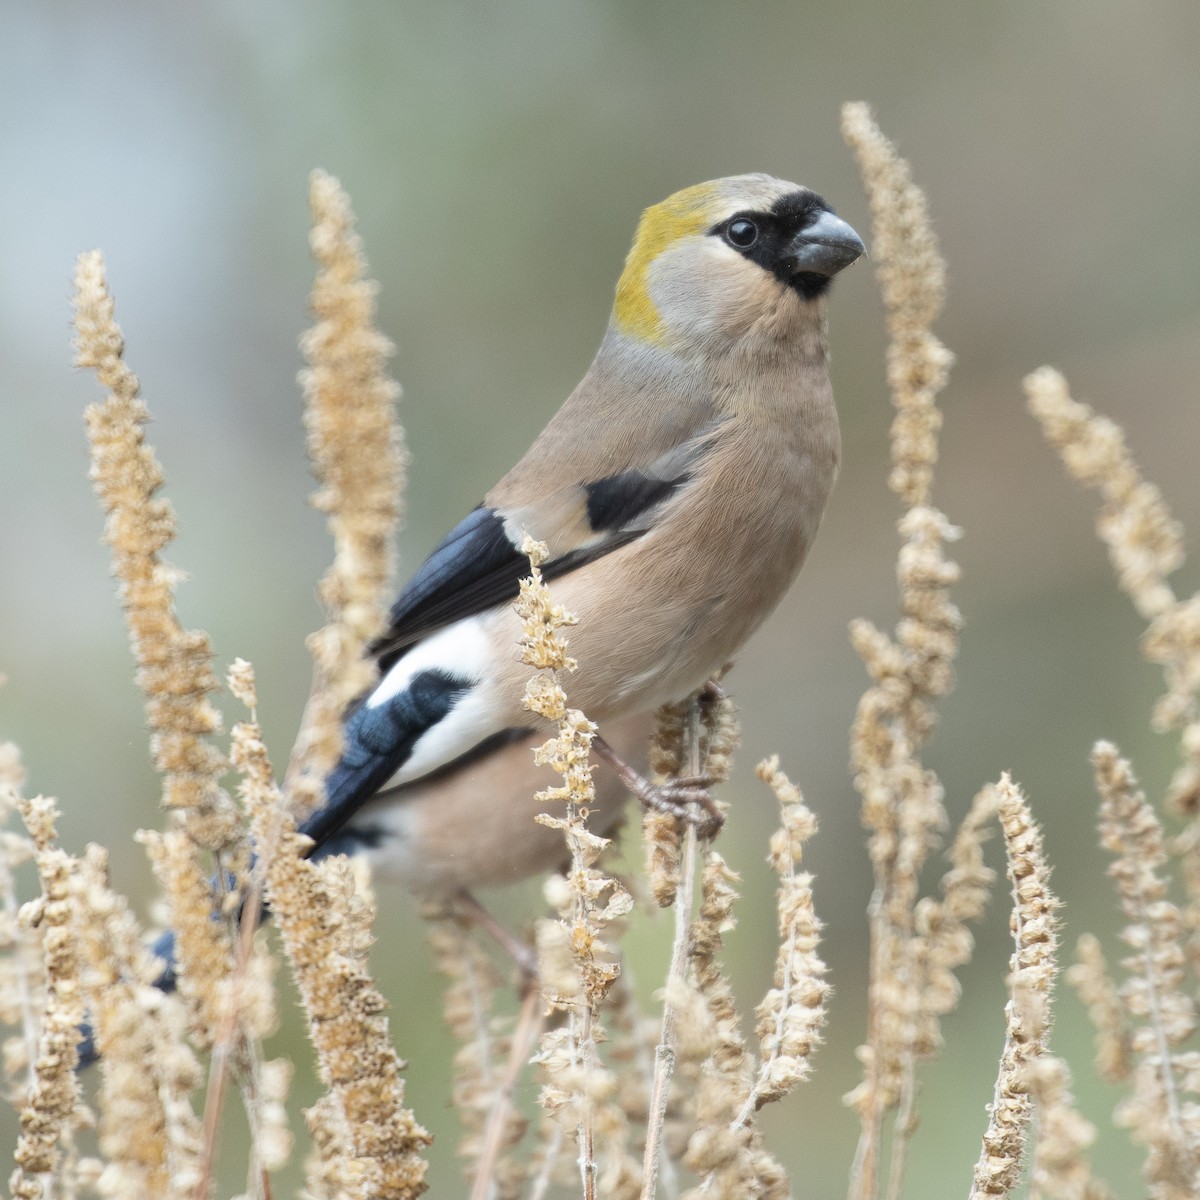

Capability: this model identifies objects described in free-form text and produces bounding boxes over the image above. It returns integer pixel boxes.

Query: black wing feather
[300,668,469,847]
[371,507,524,669]
[371,467,693,671]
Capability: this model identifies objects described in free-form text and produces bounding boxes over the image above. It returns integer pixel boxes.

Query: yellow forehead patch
[613,182,722,345]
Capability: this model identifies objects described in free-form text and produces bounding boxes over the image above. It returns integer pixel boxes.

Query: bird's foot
[639,774,725,834]
[591,733,724,835]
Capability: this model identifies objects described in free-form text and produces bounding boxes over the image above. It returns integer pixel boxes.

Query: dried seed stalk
[520,537,635,1200]
[642,700,702,1200]
[74,249,235,853]
[1026,367,1200,812]
[235,693,430,1199]
[745,756,828,1113]
[1093,743,1199,1196]
[840,102,963,1200]
[9,798,84,1200]
[289,168,406,817]
[970,778,1059,1199]
[0,744,41,1109]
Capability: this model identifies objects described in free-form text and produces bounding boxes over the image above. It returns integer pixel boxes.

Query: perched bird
[301,173,863,893]
[78,175,862,1067]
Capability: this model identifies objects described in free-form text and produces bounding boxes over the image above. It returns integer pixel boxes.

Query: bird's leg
[452,889,539,983]
[591,731,724,832]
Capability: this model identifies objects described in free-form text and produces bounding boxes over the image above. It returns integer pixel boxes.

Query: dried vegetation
[2,109,1198,1199]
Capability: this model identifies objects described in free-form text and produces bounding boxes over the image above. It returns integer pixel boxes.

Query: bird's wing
[298,430,720,855]
[369,427,719,671]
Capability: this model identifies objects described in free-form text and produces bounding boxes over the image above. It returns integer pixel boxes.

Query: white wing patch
[367,616,491,709]
[365,615,505,788]
[390,688,504,786]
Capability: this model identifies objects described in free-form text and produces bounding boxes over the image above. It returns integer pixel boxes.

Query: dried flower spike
[74,249,235,850]
[9,798,85,1200]
[841,101,964,1200]
[749,756,828,1109]
[518,543,635,1200]
[970,777,1060,1199]
[289,168,406,818]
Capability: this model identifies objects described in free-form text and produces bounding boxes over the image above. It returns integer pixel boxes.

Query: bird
[77,171,864,1070]
[299,172,863,894]
[76,175,863,1067]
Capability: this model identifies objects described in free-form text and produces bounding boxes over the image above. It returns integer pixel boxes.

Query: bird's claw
[637,773,724,835]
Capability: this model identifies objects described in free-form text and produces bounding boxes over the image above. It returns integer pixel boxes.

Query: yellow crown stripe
[613,182,721,346]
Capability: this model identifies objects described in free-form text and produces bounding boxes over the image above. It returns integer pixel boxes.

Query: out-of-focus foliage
[2,4,1199,1195]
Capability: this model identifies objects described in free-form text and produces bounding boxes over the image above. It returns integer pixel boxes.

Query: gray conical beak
[787,210,865,277]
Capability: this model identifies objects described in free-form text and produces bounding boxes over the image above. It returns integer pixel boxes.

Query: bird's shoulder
[370,414,725,670]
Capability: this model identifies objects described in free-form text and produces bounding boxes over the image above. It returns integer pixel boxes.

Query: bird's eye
[726,218,759,249]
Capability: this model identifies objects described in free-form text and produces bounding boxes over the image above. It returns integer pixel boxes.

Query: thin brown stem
[527,1122,567,1200]
[886,1034,918,1200]
[455,890,539,979]
[470,985,546,1200]
[849,881,888,1200]
[196,875,266,1200]
[1115,824,1192,1171]
[641,697,702,1200]
[579,1002,598,1200]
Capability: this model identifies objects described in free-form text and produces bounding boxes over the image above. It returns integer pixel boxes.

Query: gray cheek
[647,244,734,341]
[649,246,775,350]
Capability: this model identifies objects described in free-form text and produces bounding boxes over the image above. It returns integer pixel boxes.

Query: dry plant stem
[1026,368,1200,1193]
[840,102,958,1200]
[0,745,41,1103]
[1092,743,1198,1191]
[195,902,262,1200]
[75,251,266,1195]
[610,965,676,1200]
[578,1011,597,1200]
[198,1054,230,1200]
[288,168,405,816]
[527,1122,567,1200]
[642,698,702,1200]
[886,786,1001,1200]
[1025,366,1200,817]
[232,1059,269,1200]
[970,777,1059,1199]
[234,711,430,1199]
[190,667,285,1200]
[1067,934,1132,1084]
[73,250,235,851]
[10,798,84,1200]
[237,172,422,1196]
[737,756,828,1126]
[1024,367,1182,623]
[883,1041,915,1200]
[520,538,633,1200]
[469,986,545,1200]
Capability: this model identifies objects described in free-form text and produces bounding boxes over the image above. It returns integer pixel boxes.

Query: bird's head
[612,174,864,354]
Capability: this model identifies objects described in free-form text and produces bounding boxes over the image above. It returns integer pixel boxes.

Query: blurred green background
[3,2,1200,1195]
